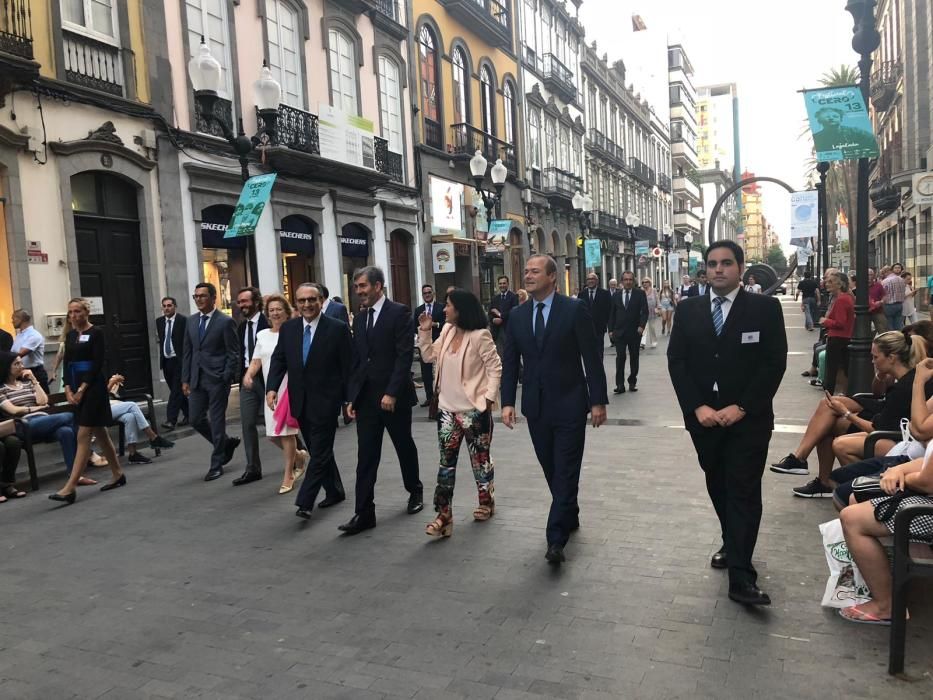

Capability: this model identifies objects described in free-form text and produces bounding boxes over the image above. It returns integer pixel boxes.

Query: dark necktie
[302,324,312,362]
[426,303,432,317]
[624,290,630,309]
[198,314,208,341]
[590,289,595,303]
[247,320,254,363]
[164,319,172,358]
[713,296,725,336]
[535,302,545,349]
[366,307,375,335]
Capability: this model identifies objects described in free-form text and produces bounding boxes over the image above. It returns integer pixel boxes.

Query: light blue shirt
[531,291,556,335]
[12,325,45,369]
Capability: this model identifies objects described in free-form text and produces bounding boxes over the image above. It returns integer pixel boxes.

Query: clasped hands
[695,404,744,428]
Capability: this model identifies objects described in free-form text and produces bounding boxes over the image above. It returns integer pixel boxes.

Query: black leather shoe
[177,417,189,427]
[150,435,174,449]
[728,584,771,606]
[545,544,566,564]
[100,474,127,492]
[160,421,176,431]
[222,437,241,466]
[232,471,262,486]
[613,386,625,394]
[204,467,224,482]
[295,508,312,520]
[318,494,346,509]
[338,514,376,535]
[128,452,152,465]
[628,385,638,392]
[407,491,424,514]
[48,491,76,505]
[419,400,430,407]
[710,548,728,570]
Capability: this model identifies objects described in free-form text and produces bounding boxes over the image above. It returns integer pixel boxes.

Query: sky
[580,0,858,250]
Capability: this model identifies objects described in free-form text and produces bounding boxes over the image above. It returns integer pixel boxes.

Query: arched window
[559,127,570,171]
[418,25,441,148]
[452,47,469,125]
[328,29,358,114]
[265,0,303,107]
[378,55,403,154]
[503,80,516,147]
[544,117,556,167]
[186,0,234,103]
[528,108,541,169]
[480,65,495,135]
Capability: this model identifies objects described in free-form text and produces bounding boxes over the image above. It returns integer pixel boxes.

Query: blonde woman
[640,278,660,349]
[243,293,308,493]
[658,279,675,334]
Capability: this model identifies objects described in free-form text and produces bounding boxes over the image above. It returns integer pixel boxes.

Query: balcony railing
[541,166,583,200]
[541,53,576,102]
[63,29,124,96]
[370,0,408,40]
[374,0,401,22]
[449,122,517,174]
[423,117,443,150]
[587,128,625,167]
[438,0,511,48]
[375,137,404,183]
[628,157,651,185]
[0,0,33,59]
[870,60,901,113]
[592,210,624,236]
[658,173,672,193]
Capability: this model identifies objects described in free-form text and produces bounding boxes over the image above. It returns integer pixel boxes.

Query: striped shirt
[882,273,907,304]
[0,380,45,417]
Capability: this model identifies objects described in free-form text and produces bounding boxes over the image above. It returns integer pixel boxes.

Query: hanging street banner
[485,219,510,254]
[802,86,879,162]
[836,208,850,242]
[634,239,650,257]
[790,190,818,244]
[584,239,602,268]
[668,252,681,272]
[225,173,277,238]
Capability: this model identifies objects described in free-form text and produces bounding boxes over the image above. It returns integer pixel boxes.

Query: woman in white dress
[243,294,308,494]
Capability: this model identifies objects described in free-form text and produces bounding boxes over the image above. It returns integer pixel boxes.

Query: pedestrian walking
[676,274,695,302]
[501,254,608,564]
[577,272,612,359]
[902,271,918,324]
[49,298,125,504]
[319,284,350,325]
[744,274,762,294]
[695,269,710,297]
[182,282,241,482]
[243,293,309,494]
[155,297,188,429]
[640,278,660,349]
[797,271,820,331]
[10,309,49,394]
[608,271,648,393]
[232,287,268,486]
[414,284,445,408]
[339,266,422,535]
[658,280,675,335]
[488,276,519,357]
[417,289,501,538]
[667,241,787,606]
[882,263,907,331]
[868,267,887,333]
[266,284,350,520]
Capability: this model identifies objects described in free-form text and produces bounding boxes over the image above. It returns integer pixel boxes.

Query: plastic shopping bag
[820,518,871,608]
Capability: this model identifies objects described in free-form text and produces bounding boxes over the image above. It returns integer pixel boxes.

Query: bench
[889,505,933,675]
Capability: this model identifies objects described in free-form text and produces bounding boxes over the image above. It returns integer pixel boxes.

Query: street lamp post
[817,161,830,278]
[625,213,641,275]
[469,150,508,220]
[683,232,694,277]
[845,0,880,394]
[572,190,593,292]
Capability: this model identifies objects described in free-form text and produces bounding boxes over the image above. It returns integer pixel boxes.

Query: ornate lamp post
[683,232,694,277]
[469,150,508,220]
[845,0,880,394]
[573,190,593,290]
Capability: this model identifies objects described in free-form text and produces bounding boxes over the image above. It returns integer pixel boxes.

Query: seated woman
[0,351,90,484]
[106,375,174,464]
[839,447,933,624]
[0,431,25,502]
[771,330,929,498]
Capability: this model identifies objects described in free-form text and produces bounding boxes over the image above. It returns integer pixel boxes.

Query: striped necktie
[712,296,725,336]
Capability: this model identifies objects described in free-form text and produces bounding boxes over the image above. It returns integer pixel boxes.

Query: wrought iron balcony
[423,117,443,150]
[628,157,651,185]
[370,0,408,41]
[646,167,656,187]
[375,137,405,183]
[658,173,672,193]
[870,179,899,215]
[592,210,624,237]
[541,166,583,204]
[438,0,512,49]
[870,60,901,113]
[1,0,33,59]
[197,96,234,139]
[63,29,124,96]
[587,128,625,167]
[541,53,576,103]
[449,122,517,174]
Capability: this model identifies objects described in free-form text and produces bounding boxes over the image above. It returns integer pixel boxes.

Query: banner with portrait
[803,86,879,162]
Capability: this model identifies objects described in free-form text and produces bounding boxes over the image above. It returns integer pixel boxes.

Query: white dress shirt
[162,315,177,358]
[368,294,387,327]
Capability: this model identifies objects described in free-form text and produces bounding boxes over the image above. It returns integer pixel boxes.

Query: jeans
[831,454,910,506]
[802,297,818,330]
[110,401,150,445]
[884,302,904,331]
[19,412,77,473]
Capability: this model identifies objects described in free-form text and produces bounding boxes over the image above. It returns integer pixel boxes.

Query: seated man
[107,375,174,464]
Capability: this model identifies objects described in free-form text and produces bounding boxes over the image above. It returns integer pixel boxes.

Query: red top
[822,292,855,338]
[868,281,885,313]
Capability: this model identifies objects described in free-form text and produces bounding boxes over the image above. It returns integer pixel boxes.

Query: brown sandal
[473,501,495,521]
[425,511,453,538]
[1,486,26,499]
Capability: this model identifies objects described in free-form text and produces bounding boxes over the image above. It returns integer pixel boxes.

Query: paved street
[2,296,932,699]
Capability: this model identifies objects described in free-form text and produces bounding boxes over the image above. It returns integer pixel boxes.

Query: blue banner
[225,173,278,238]
[803,86,879,162]
[584,239,601,268]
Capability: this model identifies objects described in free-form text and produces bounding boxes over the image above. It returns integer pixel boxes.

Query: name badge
[78,334,91,343]
[741,331,760,344]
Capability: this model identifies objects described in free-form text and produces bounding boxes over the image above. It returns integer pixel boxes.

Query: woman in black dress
[50,298,125,504]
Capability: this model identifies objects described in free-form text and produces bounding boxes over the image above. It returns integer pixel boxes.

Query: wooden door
[389,230,412,309]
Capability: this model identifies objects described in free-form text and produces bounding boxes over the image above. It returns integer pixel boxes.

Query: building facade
[667,43,701,267]
[741,176,767,262]
[696,82,741,244]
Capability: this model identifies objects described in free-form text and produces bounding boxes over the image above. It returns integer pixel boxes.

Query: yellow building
[741,190,767,262]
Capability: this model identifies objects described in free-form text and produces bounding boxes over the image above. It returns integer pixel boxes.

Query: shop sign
[26,240,48,264]
[432,242,455,273]
[201,205,247,249]
[279,216,315,256]
[485,219,510,254]
[803,86,878,162]
[430,176,464,237]
[225,173,277,238]
[340,227,369,259]
[318,105,376,170]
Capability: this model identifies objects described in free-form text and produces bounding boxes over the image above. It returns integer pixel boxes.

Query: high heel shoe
[293,450,308,482]
[425,510,453,538]
[100,474,127,492]
[473,500,495,521]
[49,491,76,505]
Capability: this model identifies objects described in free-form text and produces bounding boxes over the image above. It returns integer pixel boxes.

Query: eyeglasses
[192,294,210,300]
[295,298,317,305]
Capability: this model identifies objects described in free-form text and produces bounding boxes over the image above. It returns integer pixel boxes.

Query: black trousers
[162,357,188,423]
[353,384,421,518]
[528,413,586,546]
[0,435,23,485]
[614,333,641,388]
[188,376,232,470]
[419,360,435,401]
[295,413,345,510]
[689,425,771,588]
[823,336,849,395]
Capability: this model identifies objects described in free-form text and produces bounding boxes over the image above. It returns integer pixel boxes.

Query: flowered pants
[434,408,494,511]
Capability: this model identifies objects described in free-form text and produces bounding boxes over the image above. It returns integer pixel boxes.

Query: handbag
[850,476,885,503]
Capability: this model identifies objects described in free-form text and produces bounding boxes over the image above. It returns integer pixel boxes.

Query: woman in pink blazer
[418,289,502,537]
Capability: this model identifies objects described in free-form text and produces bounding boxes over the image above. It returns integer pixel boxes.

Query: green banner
[584,239,601,268]
[225,173,278,238]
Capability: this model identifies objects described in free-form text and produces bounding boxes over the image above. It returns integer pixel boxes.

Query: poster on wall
[430,176,465,237]
[485,219,509,254]
[790,190,818,244]
[432,242,456,273]
[225,173,277,238]
[318,104,376,169]
[802,86,878,162]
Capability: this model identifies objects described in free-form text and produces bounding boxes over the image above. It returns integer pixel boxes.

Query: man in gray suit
[182,282,241,481]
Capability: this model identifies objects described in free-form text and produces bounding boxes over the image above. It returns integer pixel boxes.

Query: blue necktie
[164,319,172,357]
[198,314,208,341]
[302,324,312,363]
[534,302,545,349]
[712,297,725,336]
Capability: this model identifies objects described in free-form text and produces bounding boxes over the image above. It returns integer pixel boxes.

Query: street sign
[225,173,277,238]
[651,247,662,258]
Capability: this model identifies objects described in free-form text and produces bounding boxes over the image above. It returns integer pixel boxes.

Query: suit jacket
[156,314,187,369]
[667,289,787,433]
[489,290,519,340]
[324,300,350,325]
[679,284,698,298]
[577,287,612,336]
[608,287,649,338]
[237,313,269,382]
[266,314,354,422]
[0,328,12,353]
[417,325,502,411]
[181,310,239,389]
[348,297,417,407]
[501,294,608,421]
[414,301,445,342]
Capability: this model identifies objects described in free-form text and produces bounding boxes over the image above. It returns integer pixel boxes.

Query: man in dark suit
[414,283,445,406]
[319,284,350,325]
[339,266,422,535]
[156,296,188,429]
[267,283,350,520]
[489,275,519,355]
[232,287,268,486]
[667,240,787,606]
[608,270,649,393]
[695,269,710,297]
[577,272,612,358]
[501,254,608,564]
[182,282,241,481]
[678,275,697,299]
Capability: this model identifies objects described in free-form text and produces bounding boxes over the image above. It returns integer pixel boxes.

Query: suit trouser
[527,413,586,546]
[353,385,421,518]
[419,360,435,401]
[295,413,345,510]
[614,333,641,387]
[162,357,187,423]
[239,373,264,473]
[689,425,770,588]
[188,376,231,470]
